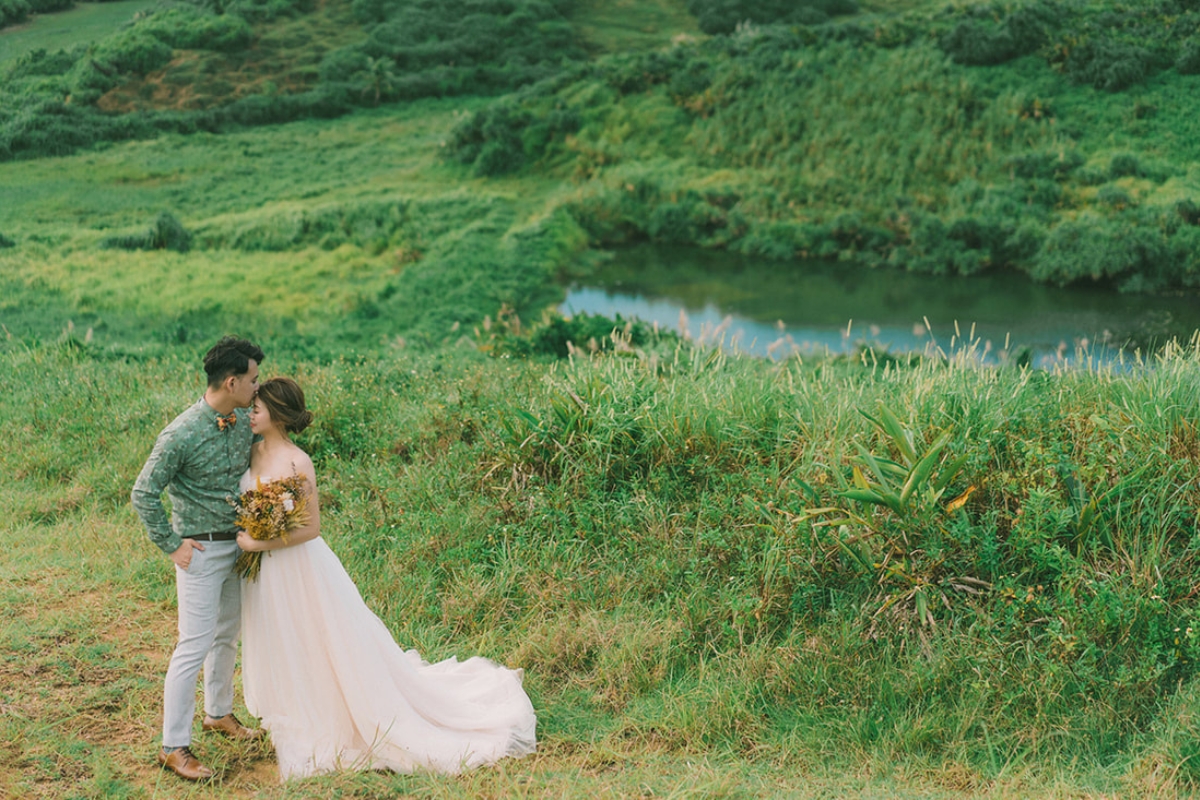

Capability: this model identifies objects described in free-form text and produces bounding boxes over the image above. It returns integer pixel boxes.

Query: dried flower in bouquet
[232,474,310,581]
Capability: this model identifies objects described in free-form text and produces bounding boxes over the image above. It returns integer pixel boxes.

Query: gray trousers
[162,539,241,748]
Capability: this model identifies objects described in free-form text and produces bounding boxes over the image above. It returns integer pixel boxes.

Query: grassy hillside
[5,0,1200,298]
[4,333,1200,797]
[5,1,1200,797]
[449,3,1200,293]
[0,98,590,352]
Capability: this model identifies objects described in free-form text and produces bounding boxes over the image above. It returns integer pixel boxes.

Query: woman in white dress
[236,377,536,780]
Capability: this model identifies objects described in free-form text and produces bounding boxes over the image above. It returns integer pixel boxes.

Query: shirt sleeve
[131,426,186,555]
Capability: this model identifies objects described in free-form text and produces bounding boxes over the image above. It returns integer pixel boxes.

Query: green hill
[4,0,1200,300]
[4,2,1200,797]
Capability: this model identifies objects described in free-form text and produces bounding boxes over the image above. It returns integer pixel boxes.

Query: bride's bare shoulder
[287,444,315,478]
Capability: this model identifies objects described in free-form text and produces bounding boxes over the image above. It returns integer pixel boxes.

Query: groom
[131,336,265,781]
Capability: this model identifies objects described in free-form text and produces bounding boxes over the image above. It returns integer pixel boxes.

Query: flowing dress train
[239,478,536,779]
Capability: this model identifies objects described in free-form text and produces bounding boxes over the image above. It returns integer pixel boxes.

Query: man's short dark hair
[203,336,264,387]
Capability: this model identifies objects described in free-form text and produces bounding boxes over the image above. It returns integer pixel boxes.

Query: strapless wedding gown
[238,473,536,779]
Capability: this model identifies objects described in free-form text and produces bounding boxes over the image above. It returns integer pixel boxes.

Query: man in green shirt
[131,336,265,781]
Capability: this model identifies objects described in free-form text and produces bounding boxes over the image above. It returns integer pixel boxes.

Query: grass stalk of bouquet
[232,474,310,581]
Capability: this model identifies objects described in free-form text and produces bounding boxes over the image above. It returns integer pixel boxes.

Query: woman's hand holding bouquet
[232,474,310,581]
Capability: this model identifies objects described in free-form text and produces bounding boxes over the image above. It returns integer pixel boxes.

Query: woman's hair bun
[291,410,314,434]
[257,377,313,435]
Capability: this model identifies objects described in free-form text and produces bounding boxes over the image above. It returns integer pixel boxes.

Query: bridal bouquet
[232,474,310,581]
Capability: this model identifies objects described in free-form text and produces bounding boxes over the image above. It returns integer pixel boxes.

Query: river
[560,245,1200,367]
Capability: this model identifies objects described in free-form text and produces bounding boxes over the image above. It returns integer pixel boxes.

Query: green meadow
[3,0,1200,797]
[0,0,156,62]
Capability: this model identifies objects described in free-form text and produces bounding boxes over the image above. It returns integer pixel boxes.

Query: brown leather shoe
[202,713,263,740]
[157,746,214,781]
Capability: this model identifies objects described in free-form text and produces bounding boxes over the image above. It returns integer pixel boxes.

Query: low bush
[100,212,193,253]
[1030,211,1175,289]
[1096,184,1134,208]
[0,100,149,159]
[1006,149,1086,180]
[92,28,174,76]
[483,311,662,358]
[1177,38,1200,73]
[137,6,253,53]
[4,47,80,80]
[1109,152,1144,179]
[0,0,69,25]
[1065,37,1157,91]
[939,19,1021,66]
[319,0,583,105]
[447,99,581,176]
[0,0,30,29]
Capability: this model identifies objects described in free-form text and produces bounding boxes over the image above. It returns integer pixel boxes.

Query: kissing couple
[131,336,536,781]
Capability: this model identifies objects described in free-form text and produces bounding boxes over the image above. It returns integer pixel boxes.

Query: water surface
[560,245,1200,366]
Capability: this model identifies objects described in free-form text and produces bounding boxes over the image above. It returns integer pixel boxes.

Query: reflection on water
[560,245,1200,366]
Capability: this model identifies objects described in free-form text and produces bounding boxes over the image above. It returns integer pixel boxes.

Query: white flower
[283,497,295,512]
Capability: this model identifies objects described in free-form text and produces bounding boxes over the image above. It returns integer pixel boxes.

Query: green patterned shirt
[131,398,252,555]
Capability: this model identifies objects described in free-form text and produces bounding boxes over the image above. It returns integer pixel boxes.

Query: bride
[236,377,536,779]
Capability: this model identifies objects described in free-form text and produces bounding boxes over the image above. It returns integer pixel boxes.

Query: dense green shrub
[1177,198,1200,226]
[1,0,70,25]
[1109,152,1144,179]
[939,19,1021,66]
[92,28,174,75]
[1096,184,1134,208]
[1065,37,1156,91]
[0,100,150,159]
[599,47,692,95]
[4,47,80,80]
[887,212,989,275]
[937,3,1061,68]
[645,191,729,244]
[1031,212,1171,288]
[1176,38,1200,73]
[0,232,15,248]
[320,0,583,104]
[484,311,661,358]
[64,56,120,105]
[209,87,354,126]
[1006,149,1085,180]
[137,6,253,52]
[447,99,580,176]
[0,0,30,29]
[100,212,193,253]
[734,220,809,260]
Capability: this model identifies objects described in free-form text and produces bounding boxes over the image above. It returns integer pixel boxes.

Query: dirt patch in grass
[0,556,279,797]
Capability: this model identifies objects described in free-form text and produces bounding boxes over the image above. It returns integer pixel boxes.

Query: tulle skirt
[240,537,536,780]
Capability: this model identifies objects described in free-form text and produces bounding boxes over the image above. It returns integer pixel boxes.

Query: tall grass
[0,100,592,350]
[4,333,1200,795]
